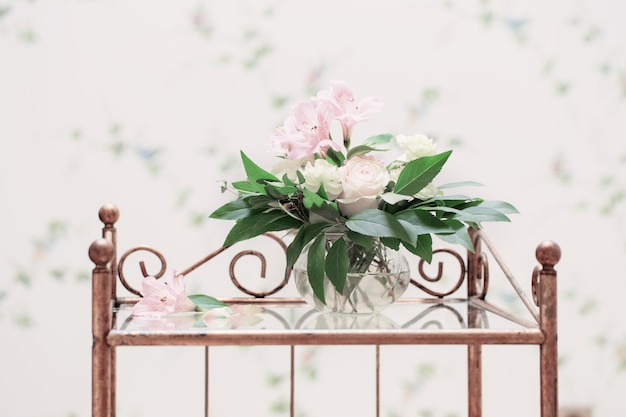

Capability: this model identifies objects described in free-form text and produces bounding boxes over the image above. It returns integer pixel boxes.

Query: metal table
[89,203,560,417]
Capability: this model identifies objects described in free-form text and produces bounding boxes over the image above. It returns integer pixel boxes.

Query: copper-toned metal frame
[90,203,560,417]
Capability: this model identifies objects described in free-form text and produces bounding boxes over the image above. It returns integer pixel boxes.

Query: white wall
[1,1,625,416]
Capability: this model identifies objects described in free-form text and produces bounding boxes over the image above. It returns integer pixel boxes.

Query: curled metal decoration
[115,234,290,299]
[117,246,168,296]
[229,250,272,297]
[531,266,540,306]
[228,233,291,298]
[177,233,290,298]
[473,252,490,299]
[410,248,466,297]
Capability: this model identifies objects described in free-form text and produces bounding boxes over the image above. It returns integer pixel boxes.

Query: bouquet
[210,81,516,304]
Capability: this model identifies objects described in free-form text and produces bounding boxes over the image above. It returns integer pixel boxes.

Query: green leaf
[325,147,345,166]
[346,209,412,243]
[308,202,342,223]
[316,183,329,200]
[436,226,475,253]
[347,134,393,158]
[394,210,456,235]
[188,294,228,311]
[453,206,511,223]
[307,234,327,304]
[415,234,434,262]
[423,195,474,208]
[325,238,348,292]
[286,223,331,267]
[437,181,484,189]
[231,180,261,193]
[241,151,279,184]
[363,133,393,147]
[402,234,433,262]
[394,150,452,196]
[223,211,301,246]
[302,187,326,209]
[346,231,373,248]
[475,200,520,214]
[346,144,379,158]
[380,236,401,250]
[248,195,276,209]
[419,205,466,217]
[263,182,297,199]
[281,174,296,186]
[295,170,306,184]
[210,198,257,220]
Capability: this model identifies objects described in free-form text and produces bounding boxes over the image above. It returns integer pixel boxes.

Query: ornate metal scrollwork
[531,266,540,306]
[116,233,290,299]
[410,248,467,297]
[227,233,290,297]
[467,229,490,299]
[117,246,168,296]
[472,251,490,299]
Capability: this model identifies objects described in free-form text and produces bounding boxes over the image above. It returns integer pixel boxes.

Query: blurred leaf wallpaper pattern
[0,0,625,416]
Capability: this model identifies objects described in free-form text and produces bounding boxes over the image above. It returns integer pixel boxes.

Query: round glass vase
[293,235,411,314]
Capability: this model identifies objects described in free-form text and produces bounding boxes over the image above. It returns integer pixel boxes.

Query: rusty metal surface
[411,247,467,297]
[106,327,545,347]
[537,240,561,417]
[468,301,483,417]
[90,204,561,417]
[89,238,114,417]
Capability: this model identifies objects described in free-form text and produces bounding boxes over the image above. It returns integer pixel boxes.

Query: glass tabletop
[108,298,543,347]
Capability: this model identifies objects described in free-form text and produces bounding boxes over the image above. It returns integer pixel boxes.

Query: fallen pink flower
[132,269,196,317]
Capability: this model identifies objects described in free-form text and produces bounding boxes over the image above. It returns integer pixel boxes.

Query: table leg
[468,344,482,417]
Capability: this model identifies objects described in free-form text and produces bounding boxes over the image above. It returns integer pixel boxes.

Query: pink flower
[271,116,309,160]
[271,100,341,160]
[291,100,331,142]
[337,155,390,217]
[315,81,384,141]
[132,270,196,317]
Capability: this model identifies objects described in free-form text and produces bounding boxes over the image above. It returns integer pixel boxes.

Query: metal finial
[535,241,561,268]
[89,238,114,266]
[98,203,119,226]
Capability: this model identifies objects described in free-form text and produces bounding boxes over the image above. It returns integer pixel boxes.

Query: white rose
[415,182,440,200]
[388,166,402,183]
[337,155,390,217]
[302,159,343,200]
[270,157,311,182]
[396,134,437,161]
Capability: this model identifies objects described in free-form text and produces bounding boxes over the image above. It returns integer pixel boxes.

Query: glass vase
[293,236,410,314]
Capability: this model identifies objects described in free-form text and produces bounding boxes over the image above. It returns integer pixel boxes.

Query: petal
[132,299,166,317]
[355,97,385,118]
[167,271,187,297]
[175,296,197,313]
[139,276,169,299]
